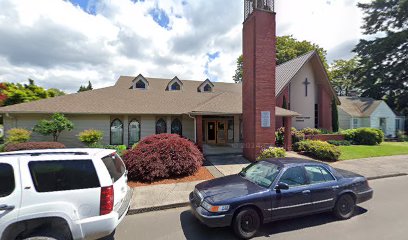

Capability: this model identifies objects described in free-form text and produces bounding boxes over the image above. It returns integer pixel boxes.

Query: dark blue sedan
[189,158,373,239]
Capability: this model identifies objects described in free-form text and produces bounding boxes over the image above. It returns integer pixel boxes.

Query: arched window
[156,118,167,134]
[171,118,182,136]
[171,82,181,91]
[110,119,123,145]
[129,120,141,146]
[135,80,146,89]
[203,84,212,92]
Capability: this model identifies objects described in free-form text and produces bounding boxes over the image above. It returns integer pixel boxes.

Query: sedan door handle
[0,204,15,211]
[302,190,311,194]
[332,186,339,190]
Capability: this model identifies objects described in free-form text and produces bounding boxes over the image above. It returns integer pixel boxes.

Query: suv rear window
[102,153,126,183]
[29,160,100,192]
[0,163,15,197]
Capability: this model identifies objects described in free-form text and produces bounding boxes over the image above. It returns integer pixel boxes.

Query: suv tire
[24,229,71,240]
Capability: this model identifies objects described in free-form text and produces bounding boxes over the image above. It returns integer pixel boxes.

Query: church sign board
[261,111,271,128]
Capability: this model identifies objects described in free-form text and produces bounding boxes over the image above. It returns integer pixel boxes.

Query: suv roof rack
[0,151,89,157]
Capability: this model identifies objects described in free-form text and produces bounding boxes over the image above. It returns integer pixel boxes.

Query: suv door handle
[302,190,311,194]
[0,204,15,211]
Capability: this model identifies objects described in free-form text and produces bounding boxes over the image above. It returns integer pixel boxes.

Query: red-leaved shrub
[122,134,204,182]
[5,142,66,152]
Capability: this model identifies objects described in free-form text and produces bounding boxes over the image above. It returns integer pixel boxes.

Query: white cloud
[0,0,371,92]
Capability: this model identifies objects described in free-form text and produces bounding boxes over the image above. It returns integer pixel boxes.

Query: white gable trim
[166,76,183,91]
[197,79,214,92]
[132,74,149,90]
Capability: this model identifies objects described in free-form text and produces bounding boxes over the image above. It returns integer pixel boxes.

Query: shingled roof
[0,52,337,116]
[338,96,383,117]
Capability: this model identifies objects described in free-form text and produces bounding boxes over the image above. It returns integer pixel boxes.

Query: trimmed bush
[275,127,305,147]
[342,128,384,145]
[6,128,32,144]
[4,142,65,152]
[122,133,204,182]
[293,140,341,161]
[78,129,104,146]
[104,145,127,156]
[257,147,286,160]
[327,140,351,146]
[300,128,322,135]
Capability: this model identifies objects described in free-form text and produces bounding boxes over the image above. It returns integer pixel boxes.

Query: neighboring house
[0,51,338,147]
[395,115,406,133]
[338,96,397,137]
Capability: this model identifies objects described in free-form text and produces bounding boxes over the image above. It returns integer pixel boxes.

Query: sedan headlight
[201,201,230,213]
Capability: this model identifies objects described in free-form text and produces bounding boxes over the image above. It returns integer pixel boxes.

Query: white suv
[0,148,132,240]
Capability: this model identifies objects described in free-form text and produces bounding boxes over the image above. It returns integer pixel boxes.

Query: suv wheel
[24,230,71,240]
[232,207,261,239]
[333,194,355,220]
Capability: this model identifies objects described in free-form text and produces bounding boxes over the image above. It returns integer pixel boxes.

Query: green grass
[339,142,408,160]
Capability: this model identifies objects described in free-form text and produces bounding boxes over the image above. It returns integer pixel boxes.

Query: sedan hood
[195,174,266,203]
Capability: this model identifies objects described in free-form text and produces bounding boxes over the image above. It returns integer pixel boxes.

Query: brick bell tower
[242,0,276,161]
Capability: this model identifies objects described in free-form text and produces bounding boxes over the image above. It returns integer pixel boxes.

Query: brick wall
[243,10,277,161]
[318,86,333,131]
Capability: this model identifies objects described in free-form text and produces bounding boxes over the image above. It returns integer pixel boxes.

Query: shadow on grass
[180,206,368,239]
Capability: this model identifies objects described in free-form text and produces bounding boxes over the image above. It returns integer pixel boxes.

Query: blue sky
[0,0,369,92]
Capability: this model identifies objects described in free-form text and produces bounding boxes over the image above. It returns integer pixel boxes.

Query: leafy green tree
[329,57,360,96]
[233,35,328,83]
[33,113,74,142]
[332,98,339,132]
[78,81,93,93]
[354,0,408,114]
[47,88,65,97]
[0,79,64,106]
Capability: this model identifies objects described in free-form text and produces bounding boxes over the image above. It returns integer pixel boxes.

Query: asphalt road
[113,176,408,240]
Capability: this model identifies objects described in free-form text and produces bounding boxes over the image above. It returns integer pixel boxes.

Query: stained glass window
[156,118,167,134]
[171,118,182,135]
[110,119,123,145]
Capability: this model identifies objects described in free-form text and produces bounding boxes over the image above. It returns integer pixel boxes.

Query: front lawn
[339,142,408,160]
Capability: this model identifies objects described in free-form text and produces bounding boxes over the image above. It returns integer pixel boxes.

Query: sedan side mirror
[275,182,289,191]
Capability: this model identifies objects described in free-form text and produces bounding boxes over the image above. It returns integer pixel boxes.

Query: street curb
[127,202,190,215]
[367,173,408,181]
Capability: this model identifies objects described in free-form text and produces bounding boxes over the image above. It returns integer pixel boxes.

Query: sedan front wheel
[232,207,261,239]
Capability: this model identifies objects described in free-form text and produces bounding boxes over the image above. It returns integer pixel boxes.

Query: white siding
[289,61,317,129]
[338,108,351,130]
[370,102,396,137]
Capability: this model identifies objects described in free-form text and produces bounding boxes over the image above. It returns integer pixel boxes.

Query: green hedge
[342,128,384,145]
[275,127,305,147]
[293,140,341,161]
[327,140,351,146]
[257,147,286,160]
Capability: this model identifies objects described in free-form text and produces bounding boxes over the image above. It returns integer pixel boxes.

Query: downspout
[188,113,196,143]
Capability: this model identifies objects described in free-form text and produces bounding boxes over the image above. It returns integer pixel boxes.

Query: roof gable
[338,96,384,117]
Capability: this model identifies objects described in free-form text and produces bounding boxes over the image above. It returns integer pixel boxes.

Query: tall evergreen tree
[332,98,339,132]
[354,0,408,114]
[78,81,93,93]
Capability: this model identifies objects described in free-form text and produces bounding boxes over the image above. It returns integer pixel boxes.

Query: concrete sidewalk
[128,154,408,214]
[332,155,408,180]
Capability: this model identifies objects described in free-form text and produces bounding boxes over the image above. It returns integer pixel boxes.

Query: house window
[395,119,401,131]
[129,120,141,146]
[171,118,182,135]
[203,84,212,92]
[315,104,319,128]
[156,118,167,134]
[135,80,146,89]
[110,119,123,145]
[352,118,359,129]
[170,82,181,91]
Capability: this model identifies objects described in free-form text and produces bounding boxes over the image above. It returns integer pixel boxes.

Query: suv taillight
[100,186,114,215]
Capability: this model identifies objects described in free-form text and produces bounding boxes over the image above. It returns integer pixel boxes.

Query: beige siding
[140,115,156,138]
[4,114,111,147]
[234,115,241,143]
[182,115,195,141]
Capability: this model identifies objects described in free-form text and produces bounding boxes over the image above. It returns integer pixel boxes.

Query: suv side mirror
[275,182,289,191]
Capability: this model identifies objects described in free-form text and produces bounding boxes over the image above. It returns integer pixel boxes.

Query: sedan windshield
[240,161,281,188]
